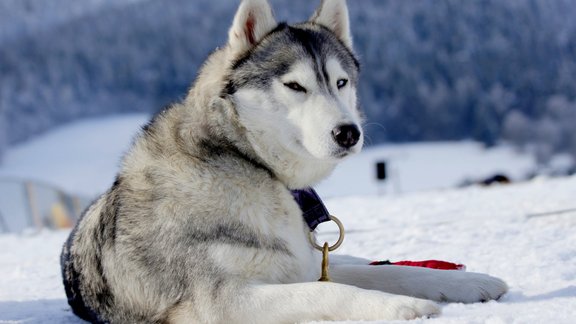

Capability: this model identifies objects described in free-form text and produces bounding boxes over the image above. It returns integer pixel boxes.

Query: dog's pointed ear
[228,0,277,54]
[311,0,353,48]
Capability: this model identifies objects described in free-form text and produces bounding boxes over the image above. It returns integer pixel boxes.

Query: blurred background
[1,0,575,232]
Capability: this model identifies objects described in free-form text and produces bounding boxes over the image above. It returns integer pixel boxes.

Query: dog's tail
[61,225,109,323]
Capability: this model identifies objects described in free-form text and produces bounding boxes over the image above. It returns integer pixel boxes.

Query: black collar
[291,188,331,231]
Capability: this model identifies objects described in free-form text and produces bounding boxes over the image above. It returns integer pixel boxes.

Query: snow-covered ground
[1,115,575,323]
[1,177,575,323]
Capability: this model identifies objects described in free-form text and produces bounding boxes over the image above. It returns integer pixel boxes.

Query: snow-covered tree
[1,0,575,165]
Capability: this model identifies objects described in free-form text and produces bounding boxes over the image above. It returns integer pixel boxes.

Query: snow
[317,142,536,197]
[317,177,576,323]
[1,116,576,323]
[0,114,150,197]
[0,231,76,323]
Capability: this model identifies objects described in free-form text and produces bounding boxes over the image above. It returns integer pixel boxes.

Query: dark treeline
[1,0,575,166]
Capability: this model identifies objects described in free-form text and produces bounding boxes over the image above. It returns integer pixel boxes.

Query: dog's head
[224,0,362,187]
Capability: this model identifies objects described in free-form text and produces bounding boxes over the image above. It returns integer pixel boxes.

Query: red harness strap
[370,259,465,270]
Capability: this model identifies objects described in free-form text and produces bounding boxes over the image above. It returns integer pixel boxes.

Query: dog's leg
[329,260,508,303]
[168,281,439,323]
[233,282,439,323]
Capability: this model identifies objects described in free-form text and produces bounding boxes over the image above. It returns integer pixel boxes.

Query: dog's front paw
[459,272,508,303]
[433,271,508,303]
[349,290,441,321]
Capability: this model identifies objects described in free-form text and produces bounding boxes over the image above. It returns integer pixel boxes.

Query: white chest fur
[207,185,320,284]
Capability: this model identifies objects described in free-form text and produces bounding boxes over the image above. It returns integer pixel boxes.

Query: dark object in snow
[526,207,576,219]
[480,174,511,186]
[376,161,387,181]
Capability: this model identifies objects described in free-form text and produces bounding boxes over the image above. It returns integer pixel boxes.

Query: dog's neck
[241,128,337,189]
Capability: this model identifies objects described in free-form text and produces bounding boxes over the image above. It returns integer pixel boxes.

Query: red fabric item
[369,259,465,270]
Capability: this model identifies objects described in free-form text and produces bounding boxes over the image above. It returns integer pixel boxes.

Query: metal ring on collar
[308,215,345,252]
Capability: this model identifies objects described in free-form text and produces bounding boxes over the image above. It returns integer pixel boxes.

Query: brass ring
[308,215,345,252]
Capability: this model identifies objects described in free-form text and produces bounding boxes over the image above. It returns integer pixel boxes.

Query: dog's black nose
[332,124,361,149]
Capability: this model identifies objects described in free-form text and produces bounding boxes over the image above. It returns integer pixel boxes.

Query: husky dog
[61,0,508,322]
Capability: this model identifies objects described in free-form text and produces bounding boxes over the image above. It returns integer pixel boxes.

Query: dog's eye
[283,82,307,93]
[337,79,348,89]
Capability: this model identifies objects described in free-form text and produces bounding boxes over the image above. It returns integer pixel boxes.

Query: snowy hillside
[1,115,575,322]
[0,114,536,199]
[0,114,150,198]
